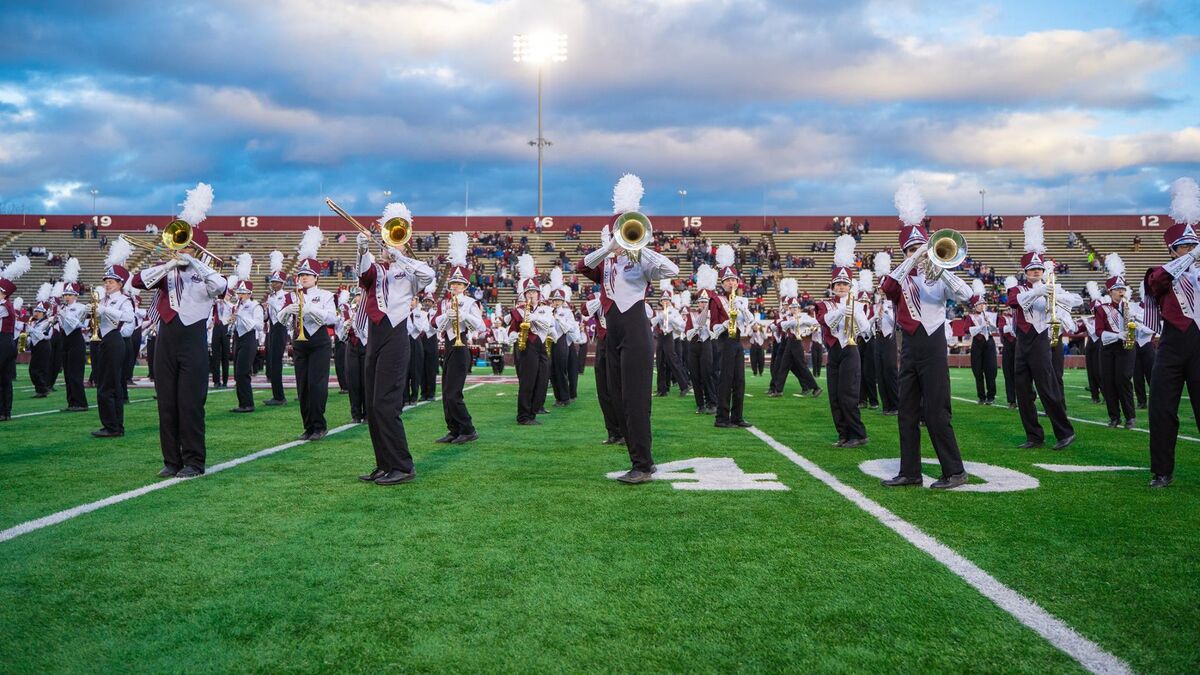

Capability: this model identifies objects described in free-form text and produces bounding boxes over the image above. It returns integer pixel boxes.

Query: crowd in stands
[975,214,1005,230]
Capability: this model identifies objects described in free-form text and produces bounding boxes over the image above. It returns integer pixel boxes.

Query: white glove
[172,256,191,269]
[279,303,299,318]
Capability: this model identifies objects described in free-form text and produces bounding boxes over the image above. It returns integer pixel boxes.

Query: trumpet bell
[927,228,967,269]
[614,211,652,253]
[382,217,411,248]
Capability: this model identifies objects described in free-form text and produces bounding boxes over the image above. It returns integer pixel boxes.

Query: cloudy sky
[0,0,1198,218]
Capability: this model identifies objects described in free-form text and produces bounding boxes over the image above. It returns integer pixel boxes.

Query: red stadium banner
[0,213,1169,233]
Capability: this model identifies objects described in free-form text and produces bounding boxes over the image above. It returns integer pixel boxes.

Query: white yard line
[746,426,1131,675]
[0,384,485,544]
[948,395,1200,444]
[8,388,237,420]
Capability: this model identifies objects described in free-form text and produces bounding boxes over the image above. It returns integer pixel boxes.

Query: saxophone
[1047,270,1061,347]
[89,289,102,342]
[1123,298,1136,351]
[517,301,532,352]
[727,288,740,338]
[294,287,308,342]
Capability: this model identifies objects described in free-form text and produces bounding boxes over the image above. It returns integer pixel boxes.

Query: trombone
[324,198,416,258]
[121,220,223,266]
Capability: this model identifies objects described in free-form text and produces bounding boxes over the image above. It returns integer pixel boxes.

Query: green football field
[1,363,1197,673]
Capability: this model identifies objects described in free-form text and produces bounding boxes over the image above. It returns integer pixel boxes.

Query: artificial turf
[0,363,1196,672]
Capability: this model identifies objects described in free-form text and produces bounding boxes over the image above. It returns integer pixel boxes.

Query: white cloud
[42,181,85,210]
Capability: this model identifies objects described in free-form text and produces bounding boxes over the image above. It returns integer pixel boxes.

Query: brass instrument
[845,291,858,347]
[613,211,652,262]
[451,293,465,348]
[922,229,968,279]
[727,288,740,339]
[1047,269,1061,347]
[122,220,223,266]
[294,285,308,342]
[16,328,28,353]
[1123,298,1136,351]
[324,198,416,258]
[517,301,532,351]
[89,289,102,342]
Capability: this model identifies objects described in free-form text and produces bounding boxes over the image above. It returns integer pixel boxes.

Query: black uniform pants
[749,344,765,375]
[715,333,746,425]
[49,330,63,388]
[346,338,366,420]
[233,330,256,409]
[154,318,210,470]
[605,302,655,473]
[567,343,580,399]
[421,335,439,399]
[897,326,965,479]
[970,337,998,401]
[294,328,330,435]
[1149,323,1200,477]
[209,323,229,387]
[772,337,819,393]
[1099,342,1135,422]
[146,335,156,380]
[63,329,88,408]
[655,333,689,394]
[1014,330,1074,443]
[826,342,866,442]
[877,332,899,412]
[768,339,784,389]
[858,336,878,406]
[29,340,51,394]
[96,331,126,432]
[687,338,715,409]
[594,335,623,439]
[1001,338,1016,405]
[405,336,423,405]
[811,342,824,378]
[266,323,288,401]
[1133,341,1155,407]
[1053,343,1065,393]
[535,340,552,411]
[552,337,571,402]
[125,327,141,385]
[333,338,347,392]
[365,317,413,473]
[0,332,14,417]
[1085,339,1102,401]
[516,337,549,422]
[442,342,475,436]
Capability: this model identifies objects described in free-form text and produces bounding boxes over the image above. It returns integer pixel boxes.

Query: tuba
[613,211,652,262]
[923,229,967,280]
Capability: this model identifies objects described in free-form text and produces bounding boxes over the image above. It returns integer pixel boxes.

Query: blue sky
[0,0,1198,218]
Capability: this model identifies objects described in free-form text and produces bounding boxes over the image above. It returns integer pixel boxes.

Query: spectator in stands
[1066,232,1077,248]
[977,216,986,230]
[505,218,513,232]
[91,221,99,239]
[1087,251,1097,270]
[1133,234,1142,252]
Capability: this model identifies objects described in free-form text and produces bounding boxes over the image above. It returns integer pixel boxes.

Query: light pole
[382,190,391,203]
[678,189,687,215]
[979,188,986,217]
[90,188,99,219]
[513,32,568,226]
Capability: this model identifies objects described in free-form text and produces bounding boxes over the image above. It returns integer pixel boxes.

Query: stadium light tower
[513,32,568,226]
[90,188,99,218]
[979,188,986,216]
[678,189,687,214]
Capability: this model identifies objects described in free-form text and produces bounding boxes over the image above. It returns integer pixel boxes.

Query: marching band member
[420,292,439,401]
[577,174,679,483]
[687,270,718,414]
[405,296,427,406]
[1006,216,1080,451]
[705,244,752,429]
[511,254,552,425]
[817,235,869,448]
[768,278,821,398]
[967,278,999,405]
[93,240,136,438]
[1083,281,1103,404]
[27,285,53,397]
[585,290,624,444]
[809,306,824,379]
[487,304,508,375]
[355,203,436,486]
[433,231,484,444]
[880,187,974,488]
[263,250,290,406]
[652,279,690,398]
[1145,178,1200,488]
[229,253,262,414]
[0,256,28,421]
[998,278,1019,409]
[333,287,349,395]
[873,253,899,416]
[549,268,579,406]
[1131,282,1157,410]
[536,281,555,415]
[568,289,584,400]
[343,288,368,423]
[58,260,89,412]
[856,270,879,410]
[133,184,227,477]
[48,282,64,391]
[1094,253,1136,429]
[279,227,337,441]
[748,318,767,377]
[209,279,232,389]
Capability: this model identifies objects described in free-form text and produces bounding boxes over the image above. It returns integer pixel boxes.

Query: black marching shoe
[91,428,123,438]
[264,399,286,406]
[452,432,479,444]
[1052,434,1076,451]
[704,405,717,414]
[157,466,180,478]
[536,408,550,415]
[296,431,312,441]
[62,406,88,412]
[881,474,923,487]
[375,470,415,486]
[832,439,846,447]
[881,409,898,416]
[602,436,621,445]
[308,430,327,441]
[930,472,968,490]
[518,419,542,426]
[229,406,255,413]
[1106,419,1119,428]
[695,408,705,414]
[734,420,752,428]
[1008,402,1018,410]
[714,421,735,428]
[358,468,387,482]
[1149,475,1173,489]
[1123,418,1136,430]
[842,437,869,448]
[176,466,204,479]
[615,470,653,484]
[1018,440,1044,449]
[810,388,823,398]
[32,392,48,399]
[435,433,457,443]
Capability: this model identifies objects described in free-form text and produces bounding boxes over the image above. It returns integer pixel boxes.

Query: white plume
[106,237,133,268]
[518,254,536,280]
[12,297,22,311]
[378,202,412,226]
[550,266,564,290]
[873,252,891,276]
[563,286,573,303]
[659,278,672,292]
[235,252,252,281]
[672,293,683,309]
[1139,282,1146,301]
[51,281,64,298]
[858,269,874,293]
[36,283,51,303]
[1105,252,1125,278]
[1169,177,1200,226]
[338,289,349,306]
[972,278,985,298]
[833,234,856,269]
[1102,294,1111,304]
[424,280,437,296]
[226,276,239,293]
[540,283,551,299]
[1023,216,1045,253]
[894,183,927,228]
[612,174,644,215]
[447,231,468,267]
[600,224,611,248]
[178,182,214,226]
[779,277,798,300]
[62,258,80,284]
[715,244,735,268]
[297,226,323,259]
[696,264,717,291]
[269,250,284,274]
[1086,281,1100,301]
[1004,275,1018,290]
[2,254,31,281]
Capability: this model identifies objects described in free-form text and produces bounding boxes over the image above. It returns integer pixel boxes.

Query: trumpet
[1123,298,1136,351]
[122,220,223,266]
[294,285,308,342]
[324,198,416,258]
[613,210,652,262]
[922,229,967,279]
